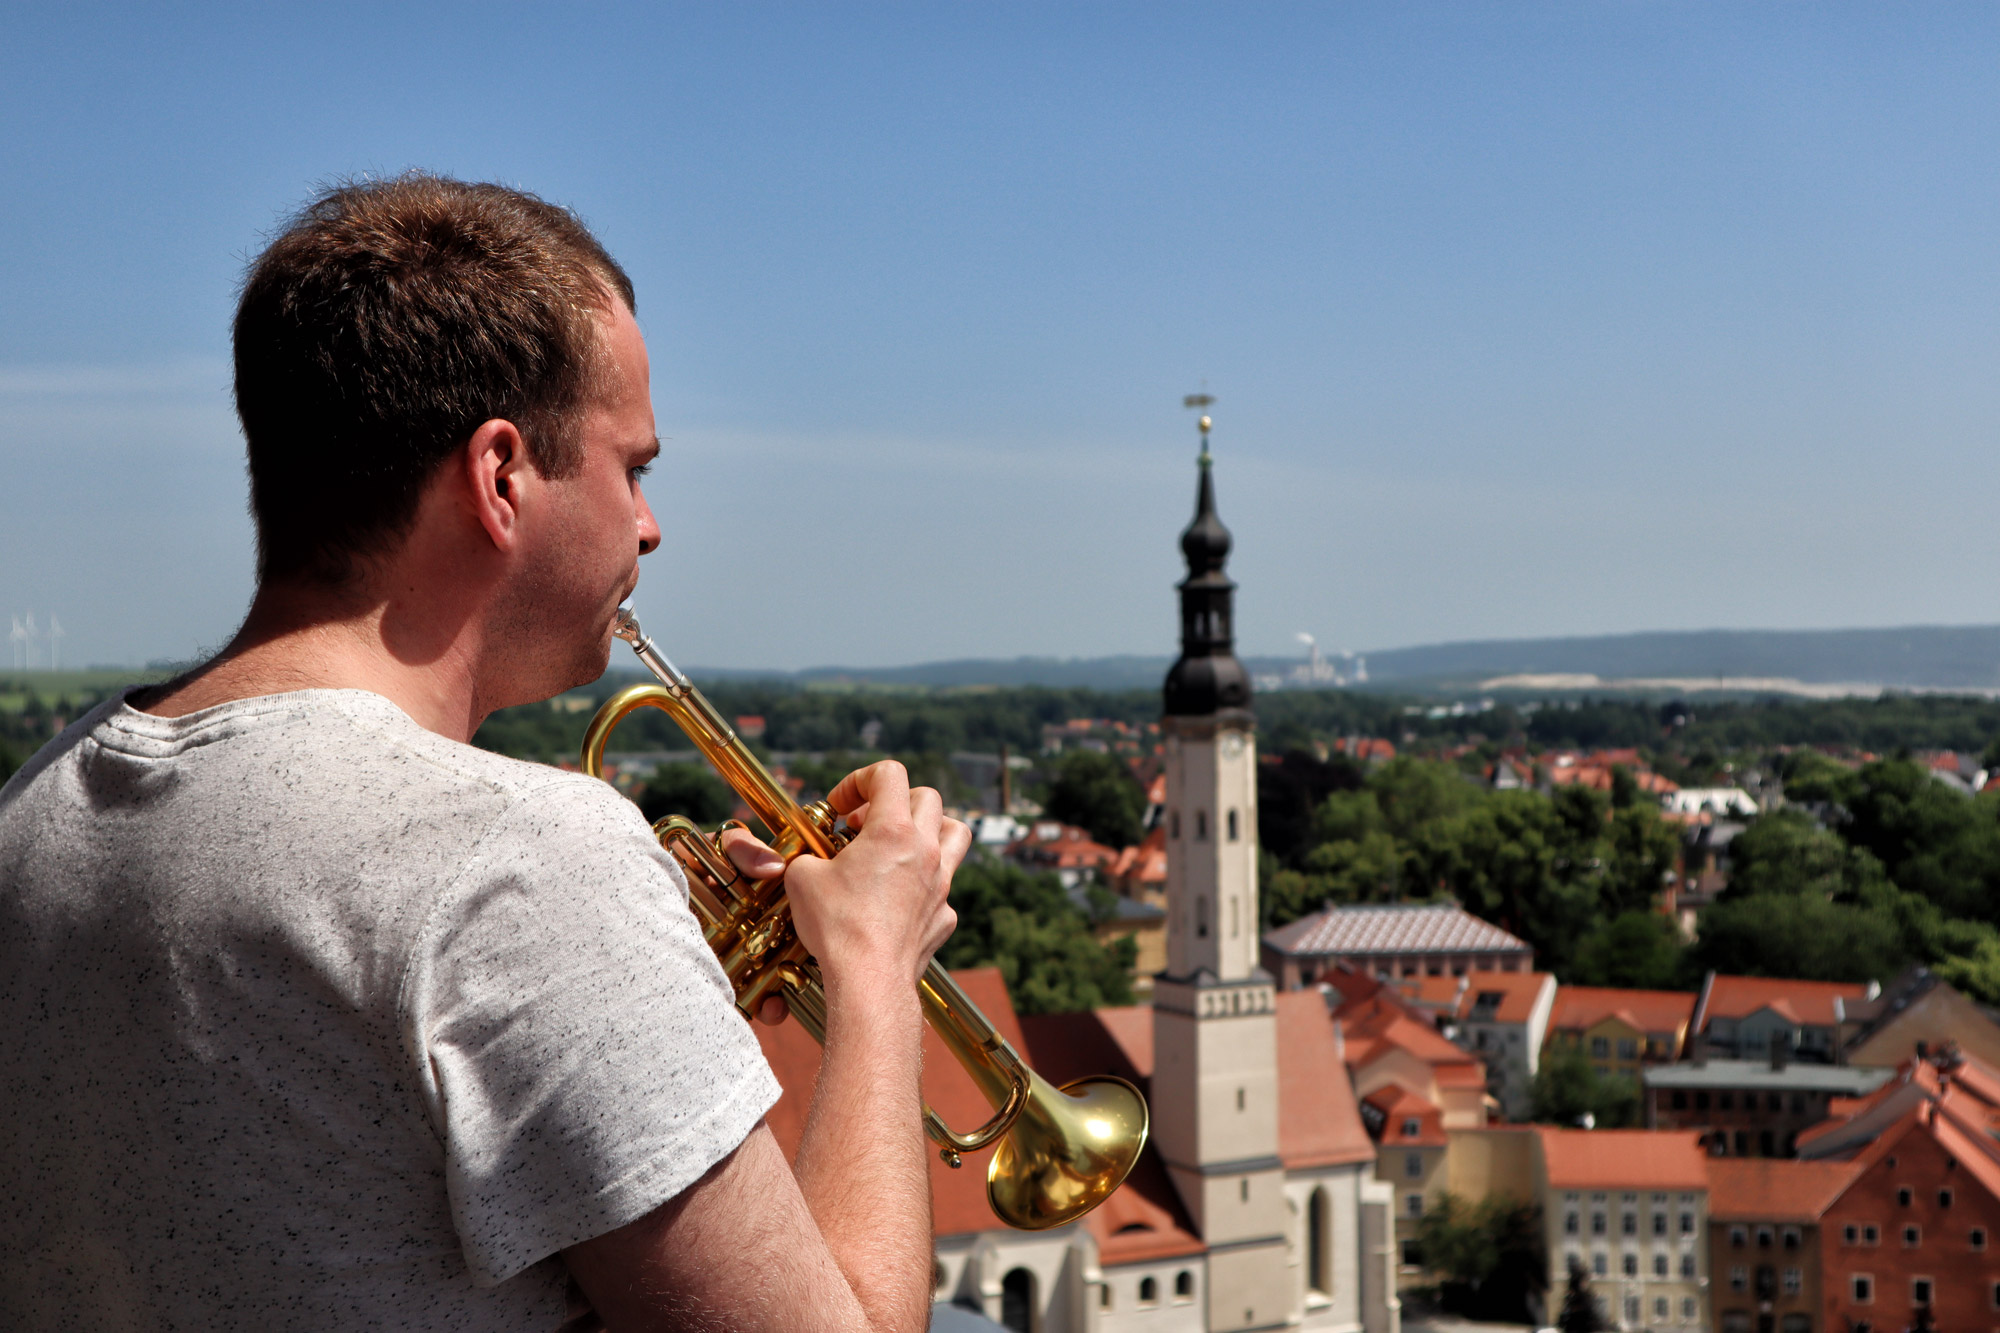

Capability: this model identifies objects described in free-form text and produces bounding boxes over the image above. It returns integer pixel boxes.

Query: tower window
[1240,1179,1250,1202]
[1196,896,1209,938]
[1227,808,1239,840]
[1169,810,1180,839]
[1195,810,1207,841]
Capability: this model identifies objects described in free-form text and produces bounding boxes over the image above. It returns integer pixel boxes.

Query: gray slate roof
[1641,1060,1895,1093]
[1263,903,1530,958]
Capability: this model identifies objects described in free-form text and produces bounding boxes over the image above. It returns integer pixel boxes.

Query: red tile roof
[1705,1158,1860,1221]
[1276,990,1377,1168]
[1456,971,1554,1025]
[1013,1006,1204,1265]
[1549,986,1695,1038]
[1362,1085,1448,1147]
[1536,1128,1709,1190]
[1698,974,1870,1030]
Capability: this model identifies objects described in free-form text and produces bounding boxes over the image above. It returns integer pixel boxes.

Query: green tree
[636,763,736,827]
[1568,911,1688,990]
[1689,892,1908,984]
[1530,1043,1640,1128]
[1555,1257,1608,1333]
[1041,750,1146,849]
[938,861,1136,1015]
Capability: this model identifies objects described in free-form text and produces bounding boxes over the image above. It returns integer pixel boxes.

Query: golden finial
[1183,392,1215,462]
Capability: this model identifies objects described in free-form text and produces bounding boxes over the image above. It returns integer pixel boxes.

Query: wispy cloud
[0,361,230,397]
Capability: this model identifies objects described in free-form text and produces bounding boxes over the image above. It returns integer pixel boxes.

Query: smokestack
[998,743,1012,814]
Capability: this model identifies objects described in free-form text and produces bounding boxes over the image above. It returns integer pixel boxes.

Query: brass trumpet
[580,604,1147,1230]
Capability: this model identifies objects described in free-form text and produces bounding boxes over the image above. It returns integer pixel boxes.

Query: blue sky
[4,3,1997,670]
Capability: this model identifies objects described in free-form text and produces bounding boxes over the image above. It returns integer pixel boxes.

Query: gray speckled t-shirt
[0,688,781,1330]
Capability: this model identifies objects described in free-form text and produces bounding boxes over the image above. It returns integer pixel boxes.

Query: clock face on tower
[1221,732,1245,759]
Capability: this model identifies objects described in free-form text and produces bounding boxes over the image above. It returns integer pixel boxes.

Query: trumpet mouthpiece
[613,602,642,643]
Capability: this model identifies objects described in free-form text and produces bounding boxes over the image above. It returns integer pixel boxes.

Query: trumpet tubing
[579,605,1146,1230]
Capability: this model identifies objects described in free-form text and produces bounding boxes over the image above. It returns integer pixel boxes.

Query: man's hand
[718,761,968,1008]
[715,762,968,1023]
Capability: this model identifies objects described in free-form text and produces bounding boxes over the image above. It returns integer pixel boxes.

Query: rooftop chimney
[1771,1029,1791,1073]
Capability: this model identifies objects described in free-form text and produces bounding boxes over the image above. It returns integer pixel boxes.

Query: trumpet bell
[988,1073,1150,1231]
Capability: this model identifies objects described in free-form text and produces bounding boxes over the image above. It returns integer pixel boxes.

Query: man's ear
[463,418,530,550]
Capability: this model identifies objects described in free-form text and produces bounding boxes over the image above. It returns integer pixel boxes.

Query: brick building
[1795,1048,2000,1330]
[1644,1059,1892,1158]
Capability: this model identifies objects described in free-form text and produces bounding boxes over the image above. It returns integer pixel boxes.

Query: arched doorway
[1000,1267,1036,1333]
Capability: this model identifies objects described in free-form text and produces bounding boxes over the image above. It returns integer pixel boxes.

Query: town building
[752,426,1409,1332]
[1704,1157,1856,1333]
[1261,903,1533,990]
[1794,1049,2000,1331]
[1537,1129,1712,1332]
[1438,969,1558,1121]
[1644,1058,1892,1158]
[1837,966,2000,1070]
[1690,974,1876,1066]
[1544,985,1696,1080]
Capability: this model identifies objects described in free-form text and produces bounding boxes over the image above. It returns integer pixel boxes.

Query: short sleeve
[402,776,781,1284]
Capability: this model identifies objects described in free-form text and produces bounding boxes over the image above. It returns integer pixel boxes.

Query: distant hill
[680,625,2000,694]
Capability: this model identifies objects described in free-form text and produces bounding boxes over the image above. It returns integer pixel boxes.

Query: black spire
[1163,420,1251,719]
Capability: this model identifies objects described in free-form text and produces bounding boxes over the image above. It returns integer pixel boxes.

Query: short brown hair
[234,173,635,584]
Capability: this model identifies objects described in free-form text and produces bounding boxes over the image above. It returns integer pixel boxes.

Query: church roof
[1264,903,1530,960]
[1275,990,1379,1168]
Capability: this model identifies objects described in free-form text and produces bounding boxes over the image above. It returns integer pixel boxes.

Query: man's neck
[139,585,492,743]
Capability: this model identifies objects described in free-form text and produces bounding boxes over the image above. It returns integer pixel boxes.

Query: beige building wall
[1163,725,1259,982]
[1443,1128,1537,1204]
[1543,1186,1709,1333]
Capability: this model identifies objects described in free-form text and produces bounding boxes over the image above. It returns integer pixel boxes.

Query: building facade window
[1404,1152,1422,1179]
[1405,1194,1422,1219]
[1729,1266,1747,1291]
[1851,1274,1872,1303]
[1563,1212,1578,1235]
[1622,1254,1637,1277]
[1783,1268,1801,1295]
[1590,1037,1608,1058]
[1938,1188,1953,1209]
[1681,1253,1696,1278]
[1902,1225,1920,1248]
[1729,1226,1747,1248]
[1591,1212,1606,1236]
[1912,1277,1933,1305]
[1897,1187,1912,1207]
[1306,1190,1329,1297]
[1174,1271,1194,1302]
[1622,1212,1637,1236]
[1591,1252,1606,1277]
[1782,1226,1800,1249]
[1680,1210,1696,1235]
[1756,1226,1773,1248]
[1652,1211,1667,1237]
[1138,1276,1158,1306]
[1001,1268,1037,1333]
[1972,1226,1988,1250]
[1652,1254,1667,1278]
[1226,809,1239,841]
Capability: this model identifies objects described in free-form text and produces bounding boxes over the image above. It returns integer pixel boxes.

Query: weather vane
[1182,390,1214,462]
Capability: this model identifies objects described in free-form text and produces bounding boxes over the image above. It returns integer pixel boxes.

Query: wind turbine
[48,616,64,672]
[8,616,23,671]
[21,613,37,670]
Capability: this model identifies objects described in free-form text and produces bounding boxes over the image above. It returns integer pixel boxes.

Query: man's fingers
[719,827,786,880]
[908,785,943,837]
[937,816,973,879]
[754,995,790,1026]
[824,760,910,819]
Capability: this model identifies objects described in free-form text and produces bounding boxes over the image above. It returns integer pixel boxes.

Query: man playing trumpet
[0,174,970,1332]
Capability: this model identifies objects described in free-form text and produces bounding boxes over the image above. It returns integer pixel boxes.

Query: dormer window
[1402,1118,1421,1138]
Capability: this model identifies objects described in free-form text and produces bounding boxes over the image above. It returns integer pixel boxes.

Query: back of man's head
[234,173,634,587]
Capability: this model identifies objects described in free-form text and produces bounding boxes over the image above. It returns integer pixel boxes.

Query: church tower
[1151,405,1290,1331]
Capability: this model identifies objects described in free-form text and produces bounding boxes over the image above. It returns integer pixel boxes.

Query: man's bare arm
[564,762,966,1332]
